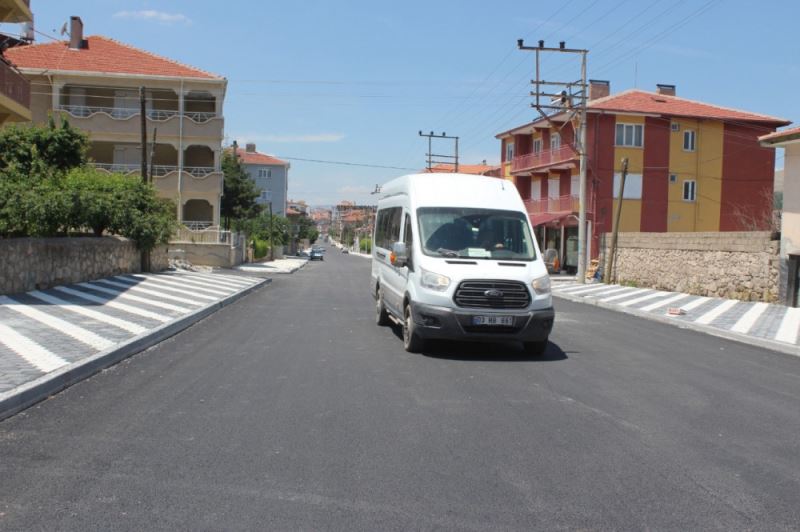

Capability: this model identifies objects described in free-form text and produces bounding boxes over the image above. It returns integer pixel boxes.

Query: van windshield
[417,207,536,261]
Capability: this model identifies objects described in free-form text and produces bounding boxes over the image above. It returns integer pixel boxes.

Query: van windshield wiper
[435,248,459,257]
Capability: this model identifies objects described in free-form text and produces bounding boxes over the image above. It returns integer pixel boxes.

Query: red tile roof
[759,125,800,144]
[423,163,500,175]
[496,89,790,138]
[587,89,789,126]
[236,150,288,166]
[6,36,222,80]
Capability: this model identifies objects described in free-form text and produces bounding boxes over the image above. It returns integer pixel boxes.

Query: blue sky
[15,0,800,205]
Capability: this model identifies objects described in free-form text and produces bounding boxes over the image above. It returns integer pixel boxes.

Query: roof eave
[16,67,226,84]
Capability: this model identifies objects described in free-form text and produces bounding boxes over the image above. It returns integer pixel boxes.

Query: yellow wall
[613,114,645,231]
[667,119,723,231]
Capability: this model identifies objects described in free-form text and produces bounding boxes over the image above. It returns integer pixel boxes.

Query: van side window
[375,207,402,249]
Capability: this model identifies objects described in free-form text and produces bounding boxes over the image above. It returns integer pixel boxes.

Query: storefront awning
[529,211,576,227]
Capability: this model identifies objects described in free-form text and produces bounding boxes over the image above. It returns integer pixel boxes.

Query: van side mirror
[390,241,408,268]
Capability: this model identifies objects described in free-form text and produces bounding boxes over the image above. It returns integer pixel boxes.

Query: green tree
[0,116,88,176]
[297,216,319,244]
[220,151,262,230]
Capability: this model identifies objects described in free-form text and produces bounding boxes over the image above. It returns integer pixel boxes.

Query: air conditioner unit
[671,123,680,132]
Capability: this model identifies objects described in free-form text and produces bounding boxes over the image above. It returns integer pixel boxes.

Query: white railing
[59,104,217,123]
[91,163,217,177]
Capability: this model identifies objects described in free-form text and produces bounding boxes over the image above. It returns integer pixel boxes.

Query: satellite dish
[60,22,68,36]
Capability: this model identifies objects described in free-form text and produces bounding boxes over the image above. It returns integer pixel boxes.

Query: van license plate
[472,315,513,326]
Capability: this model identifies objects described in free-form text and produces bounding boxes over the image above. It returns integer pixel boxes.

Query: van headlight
[420,267,450,292]
[531,275,551,295]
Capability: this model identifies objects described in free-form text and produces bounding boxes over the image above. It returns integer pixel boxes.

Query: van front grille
[453,280,531,309]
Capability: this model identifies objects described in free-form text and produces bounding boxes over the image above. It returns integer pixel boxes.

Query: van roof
[379,173,523,209]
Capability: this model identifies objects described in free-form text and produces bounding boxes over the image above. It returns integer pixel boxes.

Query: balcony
[0,58,30,122]
[511,144,578,174]
[525,195,588,215]
[91,163,217,178]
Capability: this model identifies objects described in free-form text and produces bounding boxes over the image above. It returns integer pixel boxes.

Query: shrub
[360,237,372,253]
[253,238,268,259]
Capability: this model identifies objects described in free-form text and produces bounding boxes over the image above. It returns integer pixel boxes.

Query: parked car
[297,249,310,257]
[342,248,349,254]
[370,173,554,355]
[310,248,324,261]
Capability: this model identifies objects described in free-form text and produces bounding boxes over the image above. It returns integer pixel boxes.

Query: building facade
[496,81,789,267]
[760,126,800,306]
[0,0,32,124]
[6,16,227,229]
[236,143,289,217]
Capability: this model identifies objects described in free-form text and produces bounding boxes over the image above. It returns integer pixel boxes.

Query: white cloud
[113,10,192,25]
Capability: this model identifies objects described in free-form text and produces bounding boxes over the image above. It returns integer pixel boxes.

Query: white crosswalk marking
[599,288,646,302]
[163,272,250,290]
[731,303,769,334]
[53,286,171,322]
[90,280,205,306]
[77,283,192,313]
[695,299,738,325]
[677,297,711,313]
[28,291,147,334]
[0,323,68,373]
[561,284,619,296]
[156,275,237,293]
[619,291,669,307]
[0,296,114,350]
[641,293,691,312]
[176,272,254,287]
[112,276,219,301]
[775,308,800,344]
[126,274,230,296]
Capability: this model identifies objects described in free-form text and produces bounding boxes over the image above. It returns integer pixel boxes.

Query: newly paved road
[1,250,799,530]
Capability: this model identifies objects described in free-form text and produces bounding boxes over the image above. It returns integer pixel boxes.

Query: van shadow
[389,325,567,362]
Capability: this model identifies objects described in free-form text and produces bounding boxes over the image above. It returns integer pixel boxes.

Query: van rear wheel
[403,304,425,353]
[375,288,390,326]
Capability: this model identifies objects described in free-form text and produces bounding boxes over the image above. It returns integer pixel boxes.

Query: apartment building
[760,126,800,306]
[0,0,32,124]
[496,81,789,266]
[235,143,289,217]
[6,16,227,229]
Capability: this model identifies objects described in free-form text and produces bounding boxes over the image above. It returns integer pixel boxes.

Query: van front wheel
[403,304,425,353]
[375,288,390,326]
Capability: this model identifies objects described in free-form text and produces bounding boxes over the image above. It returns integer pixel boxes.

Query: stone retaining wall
[602,232,780,302]
[0,236,168,296]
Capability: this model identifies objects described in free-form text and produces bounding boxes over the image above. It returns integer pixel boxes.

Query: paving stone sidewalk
[553,281,800,356]
[0,270,266,407]
[235,257,308,274]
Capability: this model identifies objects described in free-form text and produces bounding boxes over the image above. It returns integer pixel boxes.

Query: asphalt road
[1,249,799,531]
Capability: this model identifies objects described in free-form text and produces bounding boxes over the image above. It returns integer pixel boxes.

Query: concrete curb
[554,289,800,359]
[0,277,271,422]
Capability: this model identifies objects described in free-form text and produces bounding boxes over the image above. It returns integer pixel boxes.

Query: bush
[253,238,268,259]
[360,237,372,253]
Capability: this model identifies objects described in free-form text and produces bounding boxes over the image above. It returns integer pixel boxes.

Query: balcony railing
[91,162,218,177]
[59,104,216,123]
[511,144,578,173]
[0,59,30,109]
[524,195,584,215]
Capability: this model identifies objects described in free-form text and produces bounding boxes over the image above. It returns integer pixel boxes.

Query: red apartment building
[496,81,789,269]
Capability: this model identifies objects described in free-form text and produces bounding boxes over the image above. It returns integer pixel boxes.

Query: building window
[683,130,696,151]
[669,174,678,183]
[615,123,644,147]
[548,177,560,199]
[612,173,643,199]
[505,142,515,161]
[258,169,267,178]
[682,180,696,201]
[533,139,541,154]
[550,133,561,150]
[570,174,579,196]
[268,169,272,178]
[531,178,541,200]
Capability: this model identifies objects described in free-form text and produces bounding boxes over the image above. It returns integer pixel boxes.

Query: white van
[371,173,554,354]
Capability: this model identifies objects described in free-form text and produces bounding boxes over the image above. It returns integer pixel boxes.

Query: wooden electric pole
[605,157,628,284]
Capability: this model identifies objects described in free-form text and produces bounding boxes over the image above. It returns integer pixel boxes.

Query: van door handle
[376,251,386,259]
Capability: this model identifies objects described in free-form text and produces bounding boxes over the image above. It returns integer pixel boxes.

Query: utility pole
[139,86,150,272]
[269,202,275,261]
[605,157,628,284]
[418,131,459,172]
[139,86,148,183]
[148,127,158,181]
[517,39,589,282]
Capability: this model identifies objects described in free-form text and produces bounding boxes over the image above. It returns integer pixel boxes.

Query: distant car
[342,248,349,254]
[310,249,324,261]
[297,249,310,258]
